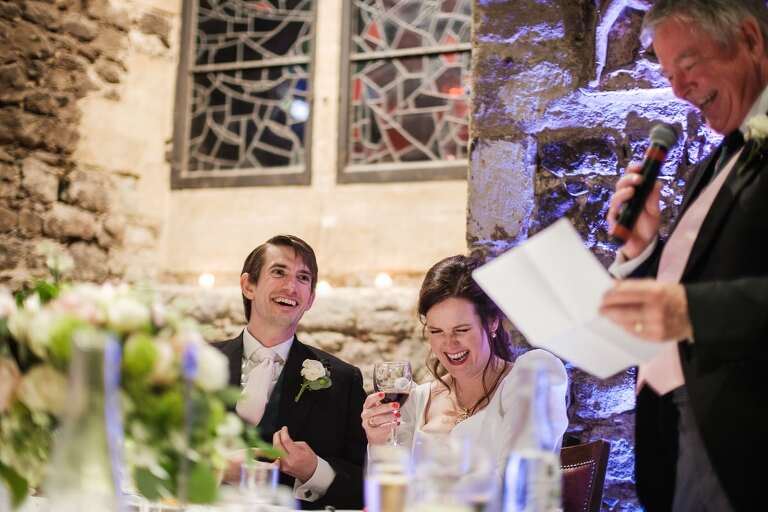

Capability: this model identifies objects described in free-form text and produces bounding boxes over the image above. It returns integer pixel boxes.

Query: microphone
[611,123,679,244]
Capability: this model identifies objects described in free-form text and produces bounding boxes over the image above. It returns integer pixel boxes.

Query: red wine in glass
[377,391,410,407]
[373,362,413,446]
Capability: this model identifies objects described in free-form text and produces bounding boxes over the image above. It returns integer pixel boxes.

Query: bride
[361,255,569,470]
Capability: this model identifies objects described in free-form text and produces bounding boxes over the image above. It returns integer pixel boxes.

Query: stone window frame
[336,1,471,184]
[171,1,317,189]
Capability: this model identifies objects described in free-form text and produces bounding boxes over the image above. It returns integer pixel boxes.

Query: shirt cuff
[293,456,336,502]
[608,238,658,278]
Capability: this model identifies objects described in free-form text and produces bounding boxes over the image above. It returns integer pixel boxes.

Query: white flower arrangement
[295,359,332,402]
[0,244,272,508]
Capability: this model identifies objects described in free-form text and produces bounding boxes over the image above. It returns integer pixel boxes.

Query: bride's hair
[418,254,513,412]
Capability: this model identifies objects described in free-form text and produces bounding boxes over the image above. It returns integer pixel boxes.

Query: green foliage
[0,462,29,508]
[217,386,242,407]
[206,399,225,433]
[308,375,331,391]
[48,317,87,369]
[15,281,60,307]
[133,467,167,502]
[294,375,332,402]
[140,388,185,428]
[122,333,158,379]
[0,318,9,341]
[243,426,283,461]
[186,462,218,504]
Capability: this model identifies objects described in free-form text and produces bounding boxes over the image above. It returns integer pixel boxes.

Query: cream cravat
[637,146,744,395]
[236,344,283,425]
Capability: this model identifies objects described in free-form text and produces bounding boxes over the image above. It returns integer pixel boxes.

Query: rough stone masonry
[0,0,173,287]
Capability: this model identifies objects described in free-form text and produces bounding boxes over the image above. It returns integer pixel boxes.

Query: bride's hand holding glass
[361,391,401,444]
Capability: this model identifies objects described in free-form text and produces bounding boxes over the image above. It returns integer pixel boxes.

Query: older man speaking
[601,1,768,511]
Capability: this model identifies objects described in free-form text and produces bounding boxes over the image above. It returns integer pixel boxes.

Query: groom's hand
[273,426,318,483]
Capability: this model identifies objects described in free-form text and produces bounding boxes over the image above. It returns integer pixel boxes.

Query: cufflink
[304,490,313,499]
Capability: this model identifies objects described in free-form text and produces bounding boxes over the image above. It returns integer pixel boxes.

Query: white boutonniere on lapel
[742,114,768,169]
[294,359,332,402]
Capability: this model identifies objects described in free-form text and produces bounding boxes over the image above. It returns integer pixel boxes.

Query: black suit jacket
[633,138,768,511]
[212,333,367,510]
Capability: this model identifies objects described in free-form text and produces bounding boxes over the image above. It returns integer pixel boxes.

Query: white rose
[106,296,150,333]
[194,342,229,391]
[151,301,166,327]
[27,310,57,358]
[7,295,41,344]
[36,241,74,276]
[0,288,16,319]
[0,357,21,413]
[149,341,178,385]
[17,365,69,416]
[301,359,326,381]
[47,252,74,276]
[7,310,30,344]
[214,413,246,458]
[746,114,768,141]
[216,412,243,438]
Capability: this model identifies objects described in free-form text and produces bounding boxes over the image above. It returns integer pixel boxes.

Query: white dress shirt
[241,328,336,502]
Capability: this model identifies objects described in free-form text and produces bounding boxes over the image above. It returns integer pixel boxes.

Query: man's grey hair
[642,0,768,53]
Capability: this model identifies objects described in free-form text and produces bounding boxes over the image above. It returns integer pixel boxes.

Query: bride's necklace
[452,385,475,425]
[452,361,508,426]
[453,391,475,427]
[454,403,472,425]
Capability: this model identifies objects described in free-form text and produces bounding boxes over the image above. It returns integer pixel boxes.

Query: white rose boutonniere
[743,114,768,171]
[295,359,332,402]
[745,114,768,142]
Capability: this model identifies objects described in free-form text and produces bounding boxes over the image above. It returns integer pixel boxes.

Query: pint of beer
[365,469,408,512]
[365,446,410,512]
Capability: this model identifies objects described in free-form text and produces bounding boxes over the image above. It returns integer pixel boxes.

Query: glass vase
[43,332,123,512]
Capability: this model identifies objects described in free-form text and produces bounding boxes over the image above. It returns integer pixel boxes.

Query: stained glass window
[173,0,315,188]
[341,0,471,182]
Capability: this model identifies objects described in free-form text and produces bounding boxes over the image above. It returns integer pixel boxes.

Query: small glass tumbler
[239,460,280,493]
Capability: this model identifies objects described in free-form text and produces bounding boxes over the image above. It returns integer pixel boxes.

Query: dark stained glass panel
[196,0,313,65]
[349,53,469,165]
[352,0,471,54]
[188,66,308,171]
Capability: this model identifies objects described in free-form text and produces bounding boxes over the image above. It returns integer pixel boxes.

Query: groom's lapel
[682,139,764,277]
[277,338,316,437]
[219,332,244,387]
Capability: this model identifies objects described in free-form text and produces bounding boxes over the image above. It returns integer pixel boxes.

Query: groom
[212,235,366,510]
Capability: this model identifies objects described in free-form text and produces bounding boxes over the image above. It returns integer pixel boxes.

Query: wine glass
[373,361,413,446]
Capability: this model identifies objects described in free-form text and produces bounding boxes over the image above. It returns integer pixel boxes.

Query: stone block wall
[0,0,176,287]
[469,1,720,510]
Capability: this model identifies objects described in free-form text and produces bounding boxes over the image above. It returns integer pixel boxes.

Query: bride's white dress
[398,349,569,473]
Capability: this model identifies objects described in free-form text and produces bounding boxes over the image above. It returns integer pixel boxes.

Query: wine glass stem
[389,424,398,446]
